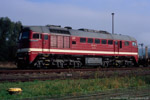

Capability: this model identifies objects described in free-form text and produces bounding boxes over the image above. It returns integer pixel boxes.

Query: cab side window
[88,38,93,43]
[44,35,48,40]
[102,40,107,44]
[80,38,86,43]
[132,42,137,46]
[124,41,129,46]
[33,33,41,39]
[95,39,100,44]
[115,41,118,45]
[72,41,76,44]
[108,40,113,45]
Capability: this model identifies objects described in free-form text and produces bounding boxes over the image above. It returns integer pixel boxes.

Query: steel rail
[0,67,150,74]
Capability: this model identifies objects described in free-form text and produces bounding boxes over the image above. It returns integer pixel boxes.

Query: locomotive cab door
[114,41,119,55]
[42,34,49,52]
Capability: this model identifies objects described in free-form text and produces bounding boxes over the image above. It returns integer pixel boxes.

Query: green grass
[0,75,150,99]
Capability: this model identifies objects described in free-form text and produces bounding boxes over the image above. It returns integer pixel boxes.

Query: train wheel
[102,61,109,68]
[17,62,22,69]
[77,62,82,68]
[34,60,43,69]
[60,62,64,68]
[57,62,64,68]
[17,62,28,69]
[73,62,82,68]
[73,62,76,68]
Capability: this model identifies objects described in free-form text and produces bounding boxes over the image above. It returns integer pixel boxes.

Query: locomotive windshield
[19,31,29,40]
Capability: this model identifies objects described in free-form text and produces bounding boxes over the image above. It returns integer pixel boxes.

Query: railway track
[0,67,150,74]
[0,67,150,82]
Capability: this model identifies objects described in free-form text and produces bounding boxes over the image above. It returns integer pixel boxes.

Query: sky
[0,0,150,47]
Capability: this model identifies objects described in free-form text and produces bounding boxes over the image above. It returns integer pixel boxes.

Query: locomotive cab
[17,27,43,68]
[17,29,32,68]
[18,30,30,48]
[17,26,51,68]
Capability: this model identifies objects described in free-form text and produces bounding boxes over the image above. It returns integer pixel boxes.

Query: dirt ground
[21,86,150,100]
[0,62,17,69]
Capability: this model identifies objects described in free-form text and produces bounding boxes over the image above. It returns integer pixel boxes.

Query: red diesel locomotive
[17,25,138,68]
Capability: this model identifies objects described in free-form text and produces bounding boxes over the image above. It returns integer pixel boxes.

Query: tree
[0,17,22,61]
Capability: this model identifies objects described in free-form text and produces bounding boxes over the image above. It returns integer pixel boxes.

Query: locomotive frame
[17,25,138,68]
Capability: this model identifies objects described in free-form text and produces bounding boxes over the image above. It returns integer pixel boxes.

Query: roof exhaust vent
[78,28,110,34]
[46,25,61,27]
[65,26,72,29]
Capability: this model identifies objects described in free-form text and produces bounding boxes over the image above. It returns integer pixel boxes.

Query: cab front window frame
[21,31,29,39]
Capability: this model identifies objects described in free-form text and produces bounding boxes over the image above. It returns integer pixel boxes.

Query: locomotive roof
[22,26,136,41]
